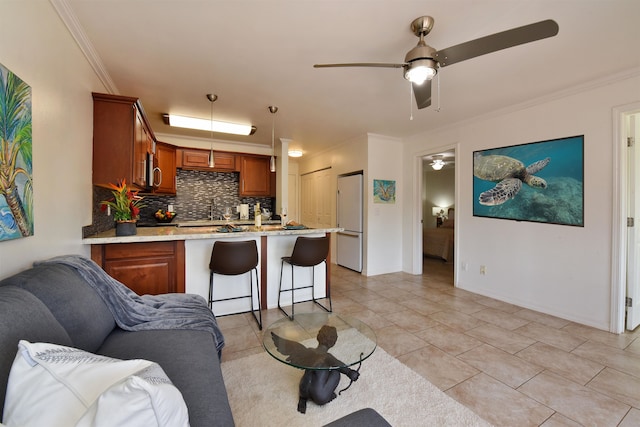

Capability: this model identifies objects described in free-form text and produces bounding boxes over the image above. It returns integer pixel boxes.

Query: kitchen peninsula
[83,224,342,315]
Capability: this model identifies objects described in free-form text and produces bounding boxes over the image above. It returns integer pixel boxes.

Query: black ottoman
[324,408,392,426]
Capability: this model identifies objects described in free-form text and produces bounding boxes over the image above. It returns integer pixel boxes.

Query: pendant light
[268,106,278,172]
[207,93,218,168]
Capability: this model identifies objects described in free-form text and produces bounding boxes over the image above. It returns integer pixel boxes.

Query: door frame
[612,102,640,333]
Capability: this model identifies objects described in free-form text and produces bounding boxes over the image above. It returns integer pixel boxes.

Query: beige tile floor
[216,258,640,427]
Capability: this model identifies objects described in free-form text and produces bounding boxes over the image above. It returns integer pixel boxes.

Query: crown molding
[49,0,118,94]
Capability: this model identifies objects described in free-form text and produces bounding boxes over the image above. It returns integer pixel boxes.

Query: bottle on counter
[254,203,261,228]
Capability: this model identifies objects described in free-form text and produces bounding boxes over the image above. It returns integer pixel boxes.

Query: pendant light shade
[268,106,278,173]
[207,94,217,168]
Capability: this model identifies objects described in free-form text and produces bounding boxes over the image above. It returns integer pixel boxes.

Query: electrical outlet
[480,265,486,275]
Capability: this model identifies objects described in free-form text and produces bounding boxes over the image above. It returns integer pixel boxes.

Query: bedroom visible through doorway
[422,151,455,282]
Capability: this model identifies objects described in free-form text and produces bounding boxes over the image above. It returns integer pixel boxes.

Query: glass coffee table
[263,312,377,413]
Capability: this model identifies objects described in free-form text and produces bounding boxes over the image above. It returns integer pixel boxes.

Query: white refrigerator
[337,173,363,272]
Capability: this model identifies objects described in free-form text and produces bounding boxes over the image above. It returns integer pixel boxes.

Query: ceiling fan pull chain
[435,68,441,113]
[409,81,414,120]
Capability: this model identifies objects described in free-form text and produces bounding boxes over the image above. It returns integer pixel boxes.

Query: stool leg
[208,272,214,310]
[312,261,332,313]
[278,260,293,320]
[251,267,262,329]
[290,263,295,319]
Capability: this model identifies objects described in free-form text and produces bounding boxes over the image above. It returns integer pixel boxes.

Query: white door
[627,112,640,330]
[300,169,333,229]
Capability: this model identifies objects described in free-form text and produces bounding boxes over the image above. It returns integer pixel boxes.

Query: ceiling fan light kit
[431,158,445,170]
[404,58,437,84]
[314,16,558,110]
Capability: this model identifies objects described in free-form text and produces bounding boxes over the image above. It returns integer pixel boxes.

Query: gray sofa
[0,261,234,426]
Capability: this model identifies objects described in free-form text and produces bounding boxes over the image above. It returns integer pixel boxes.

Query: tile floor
[216,258,640,427]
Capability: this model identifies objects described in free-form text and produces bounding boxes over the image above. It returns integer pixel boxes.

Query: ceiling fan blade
[314,63,405,69]
[434,19,558,67]
[413,80,432,109]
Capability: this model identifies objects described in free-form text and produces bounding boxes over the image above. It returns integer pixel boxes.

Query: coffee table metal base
[296,352,363,413]
[263,313,376,414]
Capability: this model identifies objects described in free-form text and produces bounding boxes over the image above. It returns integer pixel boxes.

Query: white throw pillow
[2,341,189,427]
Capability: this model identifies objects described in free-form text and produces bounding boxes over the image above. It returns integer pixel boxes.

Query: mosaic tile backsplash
[83,169,274,237]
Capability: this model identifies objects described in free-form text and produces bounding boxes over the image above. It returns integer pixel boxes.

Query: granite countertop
[82,224,344,244]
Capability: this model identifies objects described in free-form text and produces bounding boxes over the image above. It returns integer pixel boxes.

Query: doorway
[613,102,640,333]
[417,147,457,282]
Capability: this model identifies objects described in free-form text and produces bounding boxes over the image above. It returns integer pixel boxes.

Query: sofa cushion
[98,328,234,427]
[3,340,189,427]
[0,263,115,352]
[0,286,73,418]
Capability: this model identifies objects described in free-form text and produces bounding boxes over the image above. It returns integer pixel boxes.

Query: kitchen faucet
[208,198,216,221]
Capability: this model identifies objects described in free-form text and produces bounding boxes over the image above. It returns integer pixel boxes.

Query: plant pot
[115,220,137,236]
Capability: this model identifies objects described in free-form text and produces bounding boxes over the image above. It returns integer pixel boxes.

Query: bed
[423,219,454,261]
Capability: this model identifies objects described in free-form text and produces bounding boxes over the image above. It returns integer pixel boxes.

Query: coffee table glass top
[263,312,377,371]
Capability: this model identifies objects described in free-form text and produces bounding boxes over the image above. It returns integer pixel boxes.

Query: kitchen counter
[83,224,343,315]
[82,224,342,244]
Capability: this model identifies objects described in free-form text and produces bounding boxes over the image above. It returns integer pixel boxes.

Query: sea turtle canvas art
[472,136,584,227]
[473,154,550,206]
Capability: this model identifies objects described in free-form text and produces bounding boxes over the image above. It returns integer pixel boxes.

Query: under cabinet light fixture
[162,114,257,136]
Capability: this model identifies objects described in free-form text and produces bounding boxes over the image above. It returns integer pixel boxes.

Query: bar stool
[209,240,262,329]
[278,235,332,320]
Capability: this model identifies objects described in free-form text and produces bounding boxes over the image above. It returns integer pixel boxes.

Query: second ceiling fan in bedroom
[314,16,559,109]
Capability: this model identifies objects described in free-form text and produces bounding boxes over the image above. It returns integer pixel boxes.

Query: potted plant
[100,179,145,236]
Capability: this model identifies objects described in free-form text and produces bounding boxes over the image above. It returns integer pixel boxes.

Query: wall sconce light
[288,149,303,158]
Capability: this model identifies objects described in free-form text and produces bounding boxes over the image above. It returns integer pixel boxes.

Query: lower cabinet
[90,241,185,295]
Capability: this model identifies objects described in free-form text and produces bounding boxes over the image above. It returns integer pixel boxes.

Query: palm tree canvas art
[0,63,33,241]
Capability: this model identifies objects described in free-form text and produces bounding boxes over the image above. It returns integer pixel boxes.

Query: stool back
[288,236,329,267]
[209,240,258,275]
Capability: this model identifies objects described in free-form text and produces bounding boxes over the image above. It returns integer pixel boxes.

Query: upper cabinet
[239,155,274,197]
[177,148,236,172]
[92,93,154,190]
[153,142,177,195]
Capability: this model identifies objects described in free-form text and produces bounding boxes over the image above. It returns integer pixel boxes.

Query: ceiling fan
[314,16,559,109]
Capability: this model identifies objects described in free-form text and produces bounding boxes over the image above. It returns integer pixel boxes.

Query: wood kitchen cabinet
[178,148,236,171]
[90,241,185,295]
[153,142,176,195]
[239,155,274,196]
[93,93,155,190]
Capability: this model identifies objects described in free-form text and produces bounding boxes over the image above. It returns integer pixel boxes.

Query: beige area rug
[221,338,491,426]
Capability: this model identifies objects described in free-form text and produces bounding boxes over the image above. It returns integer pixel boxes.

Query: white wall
[403,72,640,331]
[0,1,104,279]
[366,134,403,276]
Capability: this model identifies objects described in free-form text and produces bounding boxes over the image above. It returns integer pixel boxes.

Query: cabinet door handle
[153,167,162,187]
